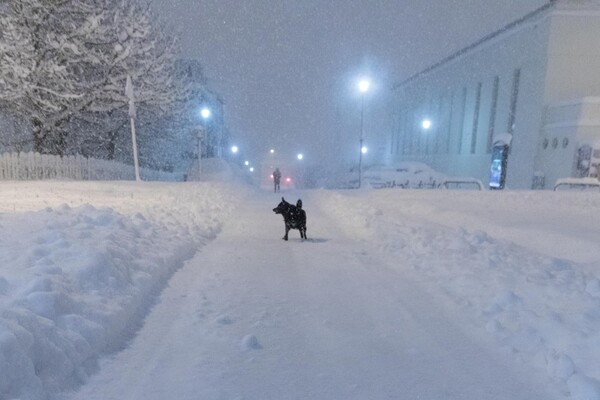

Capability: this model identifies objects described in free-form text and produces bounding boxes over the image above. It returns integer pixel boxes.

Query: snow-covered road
[62,190,559,400]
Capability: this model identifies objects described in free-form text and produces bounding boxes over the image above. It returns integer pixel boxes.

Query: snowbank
[0,181,244,400]
[334,161,451,189]
[315,189,600,400]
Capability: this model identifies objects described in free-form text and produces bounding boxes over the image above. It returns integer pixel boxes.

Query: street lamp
[422,119,432,130]
[197,107,211,177]
[231,145,239,154]
[200,107,211,119]
[297,153,303,160]
[358,78,370,188]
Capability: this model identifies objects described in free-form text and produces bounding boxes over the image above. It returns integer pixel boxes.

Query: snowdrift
[314,189,600,400]
[0,181,244,399]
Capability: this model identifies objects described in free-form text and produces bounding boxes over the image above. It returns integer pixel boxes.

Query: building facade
[390,0,600,189]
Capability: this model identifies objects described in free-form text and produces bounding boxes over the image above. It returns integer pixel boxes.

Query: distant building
[390,0,600,189]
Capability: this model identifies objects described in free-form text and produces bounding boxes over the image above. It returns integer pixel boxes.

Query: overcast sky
[151,0,547,166]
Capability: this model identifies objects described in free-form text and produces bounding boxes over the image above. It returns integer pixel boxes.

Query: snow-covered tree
[0,1,35,102]
[68,0,185,160]
[0,0,183,156]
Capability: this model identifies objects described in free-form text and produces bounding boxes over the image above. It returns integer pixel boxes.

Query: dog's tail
[296,199,302,208]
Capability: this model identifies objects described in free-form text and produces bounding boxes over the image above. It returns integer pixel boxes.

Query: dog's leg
[283,226,289,241]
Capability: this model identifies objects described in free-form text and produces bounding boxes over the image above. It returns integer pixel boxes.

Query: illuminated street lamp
[357,78,370,188]
[245,160,249,166]
[361,146,368,154]
[197,107,211,177]
[422,119,432,130]
[297,153,304,160]
[200,107,211,119]
[231,145,239,154]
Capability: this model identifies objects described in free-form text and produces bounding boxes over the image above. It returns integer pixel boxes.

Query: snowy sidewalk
[62,190,559,400]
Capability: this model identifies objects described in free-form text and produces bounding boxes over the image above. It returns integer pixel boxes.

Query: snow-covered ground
[1,179,599,399]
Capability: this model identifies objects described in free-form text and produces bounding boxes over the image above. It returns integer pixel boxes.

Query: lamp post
[358,79,370,188]
[197,126,204,176]
[125,75,141,182]
[198,107,211,177]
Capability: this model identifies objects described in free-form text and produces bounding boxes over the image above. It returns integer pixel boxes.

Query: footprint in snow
[215,315,234,325]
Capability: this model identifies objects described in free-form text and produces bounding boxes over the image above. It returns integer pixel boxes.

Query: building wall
[390,2,600,189]
[537,98,600,185]
[533,8,600,186]
[544,9,600,104]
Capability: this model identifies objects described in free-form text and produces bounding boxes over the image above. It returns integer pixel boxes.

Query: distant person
[273,168,282,193]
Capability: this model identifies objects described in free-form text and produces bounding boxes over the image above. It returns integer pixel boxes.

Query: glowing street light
[249,167,254,172]
[361,146,368,154]
[200,107,211,119]
[270,149,275,154]
[358,79,370,93]
[231,145,239,154]
[422,119,432,130]
[297,153,304,160]
[244,160,249,166]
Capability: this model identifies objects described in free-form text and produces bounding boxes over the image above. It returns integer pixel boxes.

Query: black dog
[273,197,307,241]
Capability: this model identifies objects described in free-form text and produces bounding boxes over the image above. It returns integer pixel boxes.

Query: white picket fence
[0,152,182,181]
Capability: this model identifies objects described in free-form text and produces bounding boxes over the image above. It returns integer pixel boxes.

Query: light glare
[422,119,432,130]
[200,108,211,119]
[358,79,370,93]
[361,146,368,154]
[231,145,239,154]
[297,153,303,160]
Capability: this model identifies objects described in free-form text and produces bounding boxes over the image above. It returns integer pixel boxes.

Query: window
[446,92,454,154]
[507,68,521,134]
[487,76,500,152]
[434,95,444,154]
[457,87,467,154]
[471,82,482,154]
[392,113,401,155]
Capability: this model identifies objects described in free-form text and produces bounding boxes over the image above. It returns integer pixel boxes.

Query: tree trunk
[32,117,46,154]
[32,117,69,156]
[107,131,117,160]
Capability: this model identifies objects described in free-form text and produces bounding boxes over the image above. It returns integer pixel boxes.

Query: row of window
[541,137,569,150]
[392,68,521,157]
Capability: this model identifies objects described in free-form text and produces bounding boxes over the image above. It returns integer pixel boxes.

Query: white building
[390,0,600,189]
